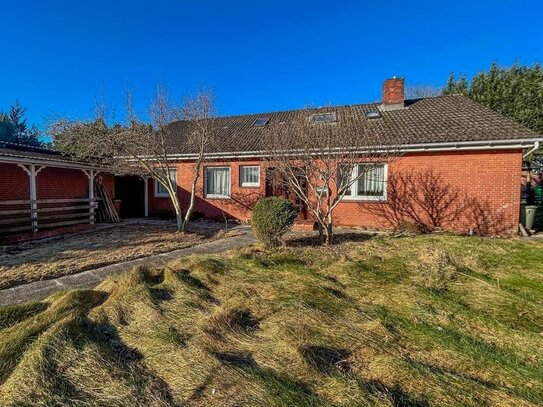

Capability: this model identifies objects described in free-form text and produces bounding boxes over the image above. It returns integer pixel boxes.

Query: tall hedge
[252,197,297,247]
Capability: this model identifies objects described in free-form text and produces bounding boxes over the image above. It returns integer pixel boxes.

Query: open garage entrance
[114,175,145,218]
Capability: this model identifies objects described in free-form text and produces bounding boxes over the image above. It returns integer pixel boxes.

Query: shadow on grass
[213,349,325,406]
[359,379,429,407]
[299,345,351,375]
[0,301,48,330]
[175,269,219,304]
[0,290,108,385]
[286,232,374,247]
[205,308,260,340]
[66,317,177,405]
[405,357,497,389]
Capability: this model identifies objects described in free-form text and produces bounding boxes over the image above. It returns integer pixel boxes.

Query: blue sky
[1,0,542,131]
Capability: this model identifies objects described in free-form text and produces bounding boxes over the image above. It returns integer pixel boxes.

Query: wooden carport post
[17,163,45,232]
[82,170,98,224]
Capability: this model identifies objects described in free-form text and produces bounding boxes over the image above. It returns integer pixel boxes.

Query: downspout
[523,141,540,159]
[523,141,540,208]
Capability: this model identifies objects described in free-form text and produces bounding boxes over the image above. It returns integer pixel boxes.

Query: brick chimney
[382,77,405,110]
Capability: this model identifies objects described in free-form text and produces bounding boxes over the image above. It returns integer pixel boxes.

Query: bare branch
[262,106,403,244]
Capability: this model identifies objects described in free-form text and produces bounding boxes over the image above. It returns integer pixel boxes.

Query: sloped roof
[165,95,541,156]
[0,141,101,169]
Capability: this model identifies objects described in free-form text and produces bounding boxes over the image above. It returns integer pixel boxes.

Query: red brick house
[139,78,541,235]
[0,141,114,242]
[2,78,541,239]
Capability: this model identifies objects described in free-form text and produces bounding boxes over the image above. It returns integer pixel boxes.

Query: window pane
[338,164,355,195]
[156,169,176,196]
[241,166,259,186]
[206,167,230,196]
[357,165,384,196]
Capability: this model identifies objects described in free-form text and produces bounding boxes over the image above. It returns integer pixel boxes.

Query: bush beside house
[252,197,297,246]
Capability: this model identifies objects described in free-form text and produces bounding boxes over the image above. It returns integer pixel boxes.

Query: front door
[265,168,308,220]
[114,175,145,218]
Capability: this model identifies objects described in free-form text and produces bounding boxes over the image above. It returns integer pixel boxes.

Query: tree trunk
[169,191,184,233]
[323,224,333,245]
[324,214,334,245]
[183,173,199,233]
[317,221,324,240]
[175,211,184,232]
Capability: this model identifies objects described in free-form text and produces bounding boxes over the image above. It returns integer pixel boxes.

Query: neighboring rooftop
[165,94,542,156]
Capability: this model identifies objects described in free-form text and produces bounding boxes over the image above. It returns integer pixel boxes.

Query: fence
[0,198,98,237]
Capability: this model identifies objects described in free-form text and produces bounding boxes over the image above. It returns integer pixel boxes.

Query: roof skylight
[253,117,270,126]
[310,113,337,124]
[365,111,381,119]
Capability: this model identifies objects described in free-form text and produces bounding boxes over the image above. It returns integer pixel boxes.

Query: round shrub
[252,197,297,247]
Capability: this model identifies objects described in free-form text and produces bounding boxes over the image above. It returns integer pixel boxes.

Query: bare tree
[405,85,442,99]
[262,108,402,245]
[180,90,216,230]
[51,87,216,233]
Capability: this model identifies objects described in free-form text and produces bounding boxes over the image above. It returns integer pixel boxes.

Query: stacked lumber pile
[95,180,120,223]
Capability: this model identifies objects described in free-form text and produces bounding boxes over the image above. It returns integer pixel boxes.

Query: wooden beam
[0,198,98,205]
[0,205,96,216]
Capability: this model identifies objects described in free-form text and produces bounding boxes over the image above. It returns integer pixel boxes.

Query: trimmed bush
[252,197,297,247]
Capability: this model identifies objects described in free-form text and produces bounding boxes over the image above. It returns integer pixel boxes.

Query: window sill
[154,194,171,199]
[240,184,260,188]
[205,195,231,200]
[341,197,387,203]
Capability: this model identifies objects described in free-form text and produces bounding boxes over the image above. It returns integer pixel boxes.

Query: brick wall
[149,160,265,220]
[36,167,89,199]
[332,150,522,234]
[147,150,523,235]
[0,163,116,242]
[0,163,30,201]
[0,164,115,202]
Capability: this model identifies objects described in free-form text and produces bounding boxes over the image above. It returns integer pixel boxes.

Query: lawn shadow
[205,308,260,340]
[174,269,219,304]
[69,317,177,404]
[299,345,351,375]
[359,379,430,407]
[286,232,375,247]
[212,349,325,406]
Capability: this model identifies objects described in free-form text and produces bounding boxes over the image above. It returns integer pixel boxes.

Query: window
[205,167,231,198]
[154,168,177,198]
[316,186,329,197]
[365,110,381,119]
[310,112,337,124]
[340,164,387,200]
[253,117,269,126]
[240,165,260,187]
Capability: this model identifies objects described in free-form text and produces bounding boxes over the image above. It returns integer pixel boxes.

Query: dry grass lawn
[0,234,542,406]
[0,222,232,289]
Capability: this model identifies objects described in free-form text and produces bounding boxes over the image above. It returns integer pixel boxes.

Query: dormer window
[310,113,337,124]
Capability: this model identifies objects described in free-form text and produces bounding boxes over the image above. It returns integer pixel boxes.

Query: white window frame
[154,168,177,198]
[341,163,388,201]
[205,166,231,199]
[239,165,260,188]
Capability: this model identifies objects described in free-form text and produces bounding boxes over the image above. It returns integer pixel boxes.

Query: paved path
[0,228,255,307]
